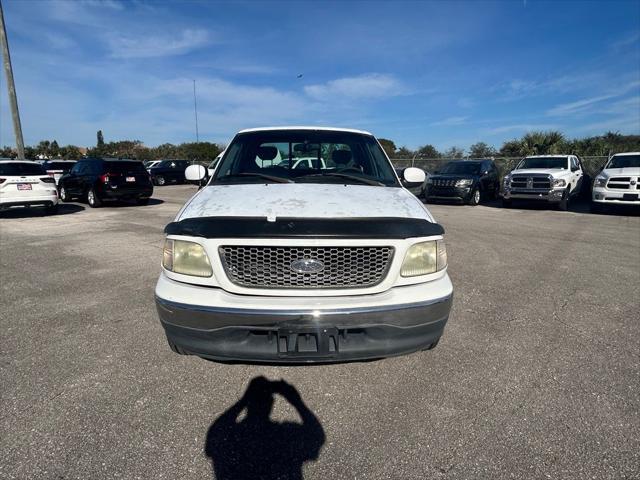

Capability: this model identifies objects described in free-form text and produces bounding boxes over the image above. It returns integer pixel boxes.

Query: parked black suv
[148,159,191,186]
[58,158,153,207]
[423,159,500,205]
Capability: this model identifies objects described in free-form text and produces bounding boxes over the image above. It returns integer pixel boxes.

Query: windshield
[212,130,398,186]
[0,162,45,176]
[606,154,640,169]
[516,157,568,170]
[105,161,146,173]
[44,161,76,171]
[440,162,481,175]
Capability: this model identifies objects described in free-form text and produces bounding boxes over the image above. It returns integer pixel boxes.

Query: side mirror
[403,167,426,187]
[185,164,207,182]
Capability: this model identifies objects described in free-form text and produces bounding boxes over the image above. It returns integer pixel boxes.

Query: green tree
[520,131,566,155]
[468,142,496,158]
[50,140,60,158]
[395,146,414,159]
[97,130,105,147]
[377,138,397,158]
[499,139,522,157]
[443,146,465,159]
[416,144,440,158]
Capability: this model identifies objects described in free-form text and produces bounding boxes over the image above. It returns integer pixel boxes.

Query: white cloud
[430,116,468,127]
[304,74,404,100]
[610,31,640,50]
[108,28,210,58]
[546,80,640,117]
[484,124,561,135]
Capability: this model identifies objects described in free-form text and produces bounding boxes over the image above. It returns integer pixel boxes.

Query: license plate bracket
[623,193,638,201]
[17,183,32,190]
[126,176,135,182]
[277,327,339,357]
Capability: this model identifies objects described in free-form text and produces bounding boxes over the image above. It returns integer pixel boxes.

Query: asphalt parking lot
[1,185,639,479]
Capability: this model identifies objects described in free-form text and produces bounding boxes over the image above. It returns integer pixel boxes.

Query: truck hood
[177,183,434,222]
[600,167,640,177]
[510,168,568,176]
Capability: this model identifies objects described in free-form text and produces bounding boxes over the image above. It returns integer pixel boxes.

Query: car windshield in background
[105,161,146,173]
[517,157,568,169]
[44,162,75,171]
[213,130,399,187]
[0,162,45,176]
[440,162,481,175]
[607,155,640,169]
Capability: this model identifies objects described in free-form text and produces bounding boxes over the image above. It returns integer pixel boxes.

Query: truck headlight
[553,179,566,188]
[594,176,607,187]
[401,240,447,277]
[503,175,511,187]
[162,239,213,277]
[455,179,473,187]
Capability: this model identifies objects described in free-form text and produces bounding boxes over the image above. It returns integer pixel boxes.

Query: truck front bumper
[155,272,453,363]
[503,188,564,203]
[592,187,640,205]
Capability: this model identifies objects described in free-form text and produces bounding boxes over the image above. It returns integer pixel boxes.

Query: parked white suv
[155,127,453,363]
[591,152,640,211]
[502,155,584,210]
[0,160,59,214]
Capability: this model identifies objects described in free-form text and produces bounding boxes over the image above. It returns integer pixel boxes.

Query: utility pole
[0,0,25,159]
[193,79,199,143]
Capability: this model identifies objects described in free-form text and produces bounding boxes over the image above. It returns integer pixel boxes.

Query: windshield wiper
[296,172,384,186]
[218,173,293,184]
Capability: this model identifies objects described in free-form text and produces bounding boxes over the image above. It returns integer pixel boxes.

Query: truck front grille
[607,177,640,190]
[510,175,551,190]
[219,245,394,289]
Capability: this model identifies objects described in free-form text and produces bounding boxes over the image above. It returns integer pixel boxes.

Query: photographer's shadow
[205,376,325,480]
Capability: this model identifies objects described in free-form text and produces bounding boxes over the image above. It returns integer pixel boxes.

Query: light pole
[0,0,25,159]
[193,79,199,143]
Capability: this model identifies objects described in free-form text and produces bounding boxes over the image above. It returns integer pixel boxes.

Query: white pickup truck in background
[591,152,640,212]
[502,155,584,210]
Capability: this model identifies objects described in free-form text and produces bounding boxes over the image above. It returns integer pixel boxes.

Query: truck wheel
[502,198,512,208]
[558,189,569,211]
[155,175,166,186]
[467,188,480,206]
[59,186,71,202]
[87,187,102,208]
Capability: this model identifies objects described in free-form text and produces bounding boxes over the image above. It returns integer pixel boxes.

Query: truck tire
[467,188,481,206]
[558,188,569,211]
[155,175,166,186]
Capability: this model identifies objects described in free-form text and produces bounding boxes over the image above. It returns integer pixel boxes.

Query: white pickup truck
[591,152,640,211]
[502,155,584,210]
[155,127,453,363]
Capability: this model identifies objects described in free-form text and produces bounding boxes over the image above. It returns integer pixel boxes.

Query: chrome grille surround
[510,174,552,190]
[607,176,640,190]
[219,245,395,289]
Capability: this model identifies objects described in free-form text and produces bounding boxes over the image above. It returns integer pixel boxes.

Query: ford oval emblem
[290,258,324,274]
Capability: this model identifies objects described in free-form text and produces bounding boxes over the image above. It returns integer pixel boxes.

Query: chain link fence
[391,157,608,179]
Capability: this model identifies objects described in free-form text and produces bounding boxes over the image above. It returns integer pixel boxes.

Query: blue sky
[0,0,639,151]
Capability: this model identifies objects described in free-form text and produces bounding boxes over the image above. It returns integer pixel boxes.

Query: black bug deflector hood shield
[164,217,445,239]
